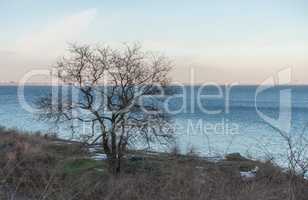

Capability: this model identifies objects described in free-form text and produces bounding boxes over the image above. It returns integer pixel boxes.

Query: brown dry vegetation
[0,127,308,200]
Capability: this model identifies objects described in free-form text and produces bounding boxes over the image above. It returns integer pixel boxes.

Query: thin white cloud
[0,8,97,82]
[14,8,97,58]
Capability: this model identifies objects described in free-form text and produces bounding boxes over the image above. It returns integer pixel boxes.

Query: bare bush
[264,124,308,200]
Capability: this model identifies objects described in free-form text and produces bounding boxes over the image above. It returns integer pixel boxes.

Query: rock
[225,153,248,161]
[129,155,145,162]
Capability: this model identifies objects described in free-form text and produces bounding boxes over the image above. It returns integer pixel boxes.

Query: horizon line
[2,82,308,87]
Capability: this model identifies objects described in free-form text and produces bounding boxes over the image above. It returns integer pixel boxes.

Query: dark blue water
[1,85,308,160]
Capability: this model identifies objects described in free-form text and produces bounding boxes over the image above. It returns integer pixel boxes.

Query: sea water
[1,85,308,162]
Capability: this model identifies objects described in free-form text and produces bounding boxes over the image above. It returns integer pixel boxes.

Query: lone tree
[38,43,174,174]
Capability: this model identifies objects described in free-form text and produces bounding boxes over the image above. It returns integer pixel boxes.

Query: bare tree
[265,124,308,200]
[37,43,174,174]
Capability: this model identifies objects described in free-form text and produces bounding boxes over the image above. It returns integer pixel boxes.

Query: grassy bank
[0,127,307,200]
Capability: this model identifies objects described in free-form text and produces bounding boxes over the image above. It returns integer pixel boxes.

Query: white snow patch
[240,166,259,180]
[92,153,108,161]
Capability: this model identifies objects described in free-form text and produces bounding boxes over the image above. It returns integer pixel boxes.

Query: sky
[1,0,308,84]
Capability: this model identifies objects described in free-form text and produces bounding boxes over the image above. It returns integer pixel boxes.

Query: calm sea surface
[1,85,308,161]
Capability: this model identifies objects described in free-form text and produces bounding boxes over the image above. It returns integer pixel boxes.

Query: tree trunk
[106,154,121,175]
[101,132,118,174]
[101,130,123,175]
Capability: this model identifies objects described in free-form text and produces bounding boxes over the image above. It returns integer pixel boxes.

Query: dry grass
[0,127,308,200]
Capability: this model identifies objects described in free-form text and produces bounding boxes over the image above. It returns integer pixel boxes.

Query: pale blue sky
[1,0,308,83]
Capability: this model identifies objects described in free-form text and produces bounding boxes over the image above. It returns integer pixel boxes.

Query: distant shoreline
[2,83,308,87]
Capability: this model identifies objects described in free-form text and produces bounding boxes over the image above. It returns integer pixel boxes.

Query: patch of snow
[240,171,256,179]
[92,153,108,161]
[88,147,97,153]
[240,166,259,180]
